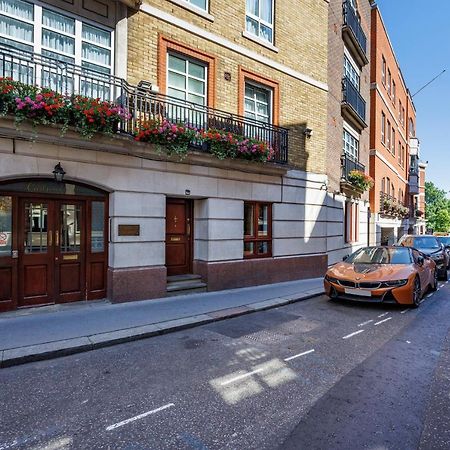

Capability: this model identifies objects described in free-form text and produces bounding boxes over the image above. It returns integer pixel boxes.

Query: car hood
[328,262,414,282]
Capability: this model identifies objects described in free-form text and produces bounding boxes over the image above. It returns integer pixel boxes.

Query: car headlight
[325,274,339,284]
[380,279,408,288]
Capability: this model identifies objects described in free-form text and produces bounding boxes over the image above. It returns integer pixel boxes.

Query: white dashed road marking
[106,403,175,431]
[284,349,315,362]
[358,319,373,327]
[377,312,389,318]
[374,317,392,326]
[342,330,365,340]
[400,309,409,314]
[220,368,264,386]
[427,294,433,298]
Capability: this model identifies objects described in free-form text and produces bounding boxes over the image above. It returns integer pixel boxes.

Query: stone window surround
[167,0,215,22]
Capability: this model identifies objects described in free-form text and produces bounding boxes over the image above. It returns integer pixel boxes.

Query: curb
[0,290,324,368]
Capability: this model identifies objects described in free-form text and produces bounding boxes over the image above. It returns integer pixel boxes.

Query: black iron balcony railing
[342,1,367,55]
[380,192,409,218]
[0,44,288,164]
[341,153,365,182]
[342,77,366,123]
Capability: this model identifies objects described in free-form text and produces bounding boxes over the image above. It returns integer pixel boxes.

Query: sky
[376,0,450,193]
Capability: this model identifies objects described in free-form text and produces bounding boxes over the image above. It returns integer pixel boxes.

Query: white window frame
[343,127,359,161]
[343,54,360,90]
[381,111,386,144]
[245,0,275,44]
[0,1,114,74]
[167,52,208,106]
[244,80,273,124]
[381,55,386,86]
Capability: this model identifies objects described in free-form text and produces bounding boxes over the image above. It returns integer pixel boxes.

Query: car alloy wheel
[412,277,421,308]
[430,269,438,292]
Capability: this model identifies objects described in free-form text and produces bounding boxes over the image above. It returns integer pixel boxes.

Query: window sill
[242,31,279,53]
[167,0,215,22]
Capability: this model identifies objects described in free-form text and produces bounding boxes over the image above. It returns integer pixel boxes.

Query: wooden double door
[19,198,86,307]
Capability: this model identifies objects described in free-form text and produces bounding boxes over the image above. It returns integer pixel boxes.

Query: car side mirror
[417,256,425,266]
[342,255,349,262]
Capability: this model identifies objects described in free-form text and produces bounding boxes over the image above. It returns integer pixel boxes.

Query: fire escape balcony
[342,1,369,67]
[0,44,288,165]
[342,77,367,131]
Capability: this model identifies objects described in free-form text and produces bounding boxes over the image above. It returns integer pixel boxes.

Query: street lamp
[52,162,66,183]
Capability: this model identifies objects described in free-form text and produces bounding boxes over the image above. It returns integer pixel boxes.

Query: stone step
[166,280,207,292]
[167,274,202,283]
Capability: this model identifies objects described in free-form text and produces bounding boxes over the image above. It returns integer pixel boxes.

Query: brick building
[368,5,423,245]
[0,0,332,312]
[327,0,373,263]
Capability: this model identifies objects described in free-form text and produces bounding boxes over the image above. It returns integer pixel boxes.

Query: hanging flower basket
[347,170,374,193]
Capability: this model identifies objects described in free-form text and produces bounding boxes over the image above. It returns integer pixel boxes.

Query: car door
[412,249,428,291]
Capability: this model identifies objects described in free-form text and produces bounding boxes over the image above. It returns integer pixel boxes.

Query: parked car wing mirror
[342,255,349,262]
[417,256,425,266]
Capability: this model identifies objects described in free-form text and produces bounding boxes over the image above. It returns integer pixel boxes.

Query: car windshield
[413,236,440,249]
[346,247,412,264]
[437,236,450,246]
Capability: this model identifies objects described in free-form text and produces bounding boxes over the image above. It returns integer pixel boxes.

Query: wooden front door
[18,199,86,307]
[166,199,192,276]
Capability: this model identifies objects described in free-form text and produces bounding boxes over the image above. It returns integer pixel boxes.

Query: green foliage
[425,181,450,232]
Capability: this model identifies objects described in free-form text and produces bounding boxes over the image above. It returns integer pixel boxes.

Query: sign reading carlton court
[118,225,140,236]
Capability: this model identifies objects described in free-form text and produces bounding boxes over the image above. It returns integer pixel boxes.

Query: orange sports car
[324,246,437,307]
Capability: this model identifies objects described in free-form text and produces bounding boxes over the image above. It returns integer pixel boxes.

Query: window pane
[0,35,32,52]
[190,0,207,9]
[188,77,205,95]
[188,62,205,79]
[167,87,186,101]
[168,71,186,90]
[187,93,204,105]
[24,203,48,254]
[0,0,33,20]
[258,205,269,236]
[0,15,33,42]
[244,241,254,256]
[81,61,110,75]
[60,204,81,253]
[91,201,104,253]
[257,241,269,255]
[244,203,254,236]
[245,98,255,112]
[42,29,75,54]
[82,42,110,66]
[260,0,272,23]
[82,23,110,47]
[0,196,12,256]
[246,0,259,16]
[260,24,272,42]
[168,54,186,72]
[42,49,75,65]
[42,9,75,35]
[246,16,258,36]
[256,102,268,116]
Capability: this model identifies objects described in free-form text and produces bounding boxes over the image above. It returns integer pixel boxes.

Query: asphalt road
[1,282,450,450]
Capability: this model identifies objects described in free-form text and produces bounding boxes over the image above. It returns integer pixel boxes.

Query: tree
[425,181,450,232]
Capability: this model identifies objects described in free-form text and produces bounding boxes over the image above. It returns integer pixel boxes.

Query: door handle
[187,223,191,236]
[48,230,53,247]
[55,230,59,247]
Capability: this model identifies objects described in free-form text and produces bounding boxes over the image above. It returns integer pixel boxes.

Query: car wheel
[430,269,438,292]
[411,277,421,308]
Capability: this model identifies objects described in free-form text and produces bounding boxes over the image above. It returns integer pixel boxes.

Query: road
[1,282,450,450]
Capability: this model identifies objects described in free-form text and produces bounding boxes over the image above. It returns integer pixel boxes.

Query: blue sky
[376,0,450,193]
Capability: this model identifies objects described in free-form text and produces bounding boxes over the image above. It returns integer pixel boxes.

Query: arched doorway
[0,179,108,312]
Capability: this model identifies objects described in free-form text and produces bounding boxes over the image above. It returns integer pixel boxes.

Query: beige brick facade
[125,0,329,172]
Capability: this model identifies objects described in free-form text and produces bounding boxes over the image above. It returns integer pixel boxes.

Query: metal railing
[343,1,367,54]
[0,44,288,164]
[342,76,366,123]
[341,153,365,181]
[380,192,409,218]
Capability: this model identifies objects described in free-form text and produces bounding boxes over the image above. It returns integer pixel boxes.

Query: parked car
[435,235,450,269]
[397,235,448,280]
[324,246,437,307]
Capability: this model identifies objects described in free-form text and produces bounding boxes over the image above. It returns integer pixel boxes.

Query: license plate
[344,288,372,297]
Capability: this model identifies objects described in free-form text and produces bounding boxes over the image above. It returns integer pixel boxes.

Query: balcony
[0,44,288,165]
[340,153,366,197]
[341,77,367,131]
[342,1,369,67]
[379,192,409,219]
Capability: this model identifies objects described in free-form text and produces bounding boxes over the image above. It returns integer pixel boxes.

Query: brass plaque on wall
[118,225,140,236]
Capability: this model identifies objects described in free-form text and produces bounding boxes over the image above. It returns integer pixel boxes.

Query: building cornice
[139,3,328,92]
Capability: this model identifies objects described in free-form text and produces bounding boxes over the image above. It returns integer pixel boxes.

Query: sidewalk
[0,277,324,368]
